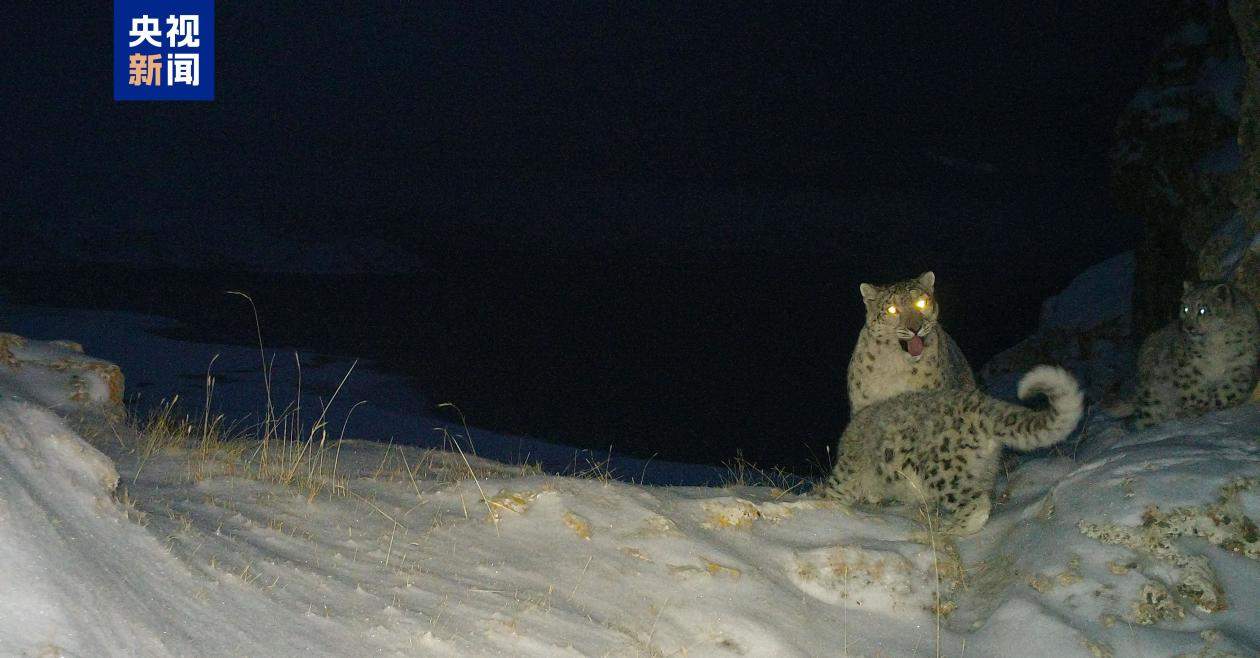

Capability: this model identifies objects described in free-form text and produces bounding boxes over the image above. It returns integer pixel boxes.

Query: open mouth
[900,335,925,358]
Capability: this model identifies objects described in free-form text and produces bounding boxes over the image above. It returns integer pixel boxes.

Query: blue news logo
[114,0,214,101]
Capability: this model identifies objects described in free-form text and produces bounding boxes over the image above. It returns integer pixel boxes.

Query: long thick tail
[999,365,1084,451]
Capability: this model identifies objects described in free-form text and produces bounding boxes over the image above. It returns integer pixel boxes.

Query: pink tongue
[907,335,924,357]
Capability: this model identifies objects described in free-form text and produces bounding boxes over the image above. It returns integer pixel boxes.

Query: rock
[0,333,126,413]
[1224,0,1260,317]
[1111,1,1248,338]
[981,254,1135,404]
[0,333,27,369]
[49,340,84,353]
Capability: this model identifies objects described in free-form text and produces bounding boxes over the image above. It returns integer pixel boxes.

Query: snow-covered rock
[1039,252,1134,334]
[982,252,1135,403]
[0,332,124,413]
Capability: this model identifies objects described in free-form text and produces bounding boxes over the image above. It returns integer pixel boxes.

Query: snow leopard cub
[818,366,1083,536]
[1133,281,1259,429]
[847,271,975,415]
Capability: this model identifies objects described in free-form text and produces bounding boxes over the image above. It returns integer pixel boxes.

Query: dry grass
[126,354,251,483]
[121,363,356,500]
[897,469,972,658]
[720,451,809,498]
[433,403,497,523]
[243,351,359,501]
[115,486,150,526]
[907,477,946,658]
[114,293,361,502]
[570,446,617,483]
[132,395,248,482]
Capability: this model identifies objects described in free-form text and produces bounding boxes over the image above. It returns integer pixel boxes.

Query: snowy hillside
[2,312,1259,655]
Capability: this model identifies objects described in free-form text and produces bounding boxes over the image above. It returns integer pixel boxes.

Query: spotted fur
[818,366,1083,536]
[847,271,975,415]
[1133,281,1259,429]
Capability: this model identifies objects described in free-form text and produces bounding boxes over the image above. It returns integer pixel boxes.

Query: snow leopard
[818,366,1083,536]
[1133,281,1259,429]
[847,271,975,415]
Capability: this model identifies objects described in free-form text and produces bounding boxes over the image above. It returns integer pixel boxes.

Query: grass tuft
[113,293,359,502]
[720,451,809,498]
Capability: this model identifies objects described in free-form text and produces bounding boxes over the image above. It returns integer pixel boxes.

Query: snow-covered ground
[1,277,1258,656]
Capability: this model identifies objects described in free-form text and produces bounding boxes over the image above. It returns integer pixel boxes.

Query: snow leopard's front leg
[815,471,859,503]
[815,457,877,505]
[1133,381,1174,429]
[1210,371,1255,410]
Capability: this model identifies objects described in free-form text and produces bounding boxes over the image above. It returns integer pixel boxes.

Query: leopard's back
[821,366,1082,536]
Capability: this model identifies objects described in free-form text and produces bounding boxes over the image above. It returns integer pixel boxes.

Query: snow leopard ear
[918,271,935,291]
[1183,280,1194,294]
[1212,283,1234,307]
[859,283,878,300]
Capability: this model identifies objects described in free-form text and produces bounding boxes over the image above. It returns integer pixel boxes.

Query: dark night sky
[11,3,1167,241]
[4,2,1172,470]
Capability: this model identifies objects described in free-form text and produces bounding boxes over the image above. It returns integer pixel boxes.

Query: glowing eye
[1182,305,1190,315]
[886,305,898,315]
[915,297,927,310]
[1199,307,1209,316]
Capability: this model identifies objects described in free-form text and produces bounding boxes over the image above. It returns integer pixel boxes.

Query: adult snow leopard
[1133,281,1259,429]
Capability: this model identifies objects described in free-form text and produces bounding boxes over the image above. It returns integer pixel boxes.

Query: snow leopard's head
[859,271,939,361]
[1178,281,1245,338]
